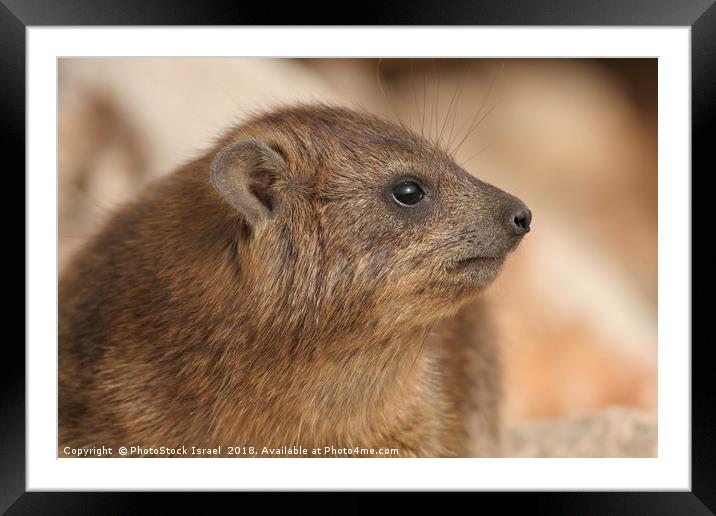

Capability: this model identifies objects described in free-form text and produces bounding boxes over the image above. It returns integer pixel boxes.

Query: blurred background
[58,58,657,457]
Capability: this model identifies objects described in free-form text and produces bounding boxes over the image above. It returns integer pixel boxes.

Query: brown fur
[59,104,528,457]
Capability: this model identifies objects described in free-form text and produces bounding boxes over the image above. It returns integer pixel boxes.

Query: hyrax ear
[210,140,286,228]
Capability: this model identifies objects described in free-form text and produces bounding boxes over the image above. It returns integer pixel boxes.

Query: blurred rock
[504,407,657,457]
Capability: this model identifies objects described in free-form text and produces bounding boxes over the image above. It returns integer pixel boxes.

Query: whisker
[437,77,462,154]
[376,58,408,131]
[411,60,426,161]
[453,96,502,158]
[445,78,465,157]
[449,62,504,157]
[459,140,492,168]
[433,59,440,147]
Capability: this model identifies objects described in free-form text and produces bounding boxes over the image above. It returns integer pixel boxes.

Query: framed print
[6,0,711,512]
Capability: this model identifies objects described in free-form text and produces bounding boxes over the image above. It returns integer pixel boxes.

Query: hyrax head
[210,105,530,328]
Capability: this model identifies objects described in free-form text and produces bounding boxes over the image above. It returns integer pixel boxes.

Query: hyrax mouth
[442,253,507,292]
[451,254,506,271]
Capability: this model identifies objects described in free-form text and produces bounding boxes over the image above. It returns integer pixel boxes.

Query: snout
[508,202,532,236]
[455,173,532,260]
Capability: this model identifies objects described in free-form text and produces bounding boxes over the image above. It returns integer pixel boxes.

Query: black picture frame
[5,0,710,513]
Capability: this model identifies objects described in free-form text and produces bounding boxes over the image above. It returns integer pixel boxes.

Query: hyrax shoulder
[59,104,530,457]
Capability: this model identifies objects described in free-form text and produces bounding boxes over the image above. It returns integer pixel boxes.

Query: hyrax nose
[508,202,532,236]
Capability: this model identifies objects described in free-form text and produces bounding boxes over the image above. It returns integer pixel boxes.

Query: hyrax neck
[218,314,447,449]
[300,325,446,449]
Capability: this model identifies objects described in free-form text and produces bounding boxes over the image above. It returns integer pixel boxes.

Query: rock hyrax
[59,104,531,457]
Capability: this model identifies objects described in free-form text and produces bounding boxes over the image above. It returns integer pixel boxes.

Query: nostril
[511,208,532,235]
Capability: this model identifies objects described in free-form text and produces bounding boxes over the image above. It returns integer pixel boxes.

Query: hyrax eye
[392,180,425,206]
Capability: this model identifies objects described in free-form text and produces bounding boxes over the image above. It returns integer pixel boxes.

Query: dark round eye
[392,180,425,206]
